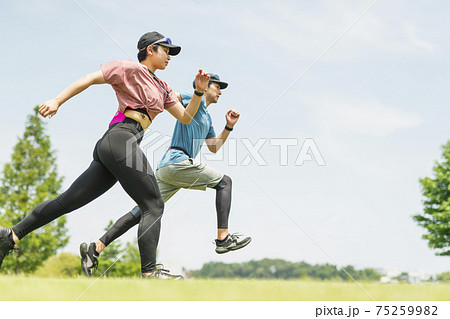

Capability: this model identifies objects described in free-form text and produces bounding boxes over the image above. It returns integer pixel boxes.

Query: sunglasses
[150,37,172,46]
[139,38,173,52]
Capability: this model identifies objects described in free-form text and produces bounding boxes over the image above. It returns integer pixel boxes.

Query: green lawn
[0,276,449,301]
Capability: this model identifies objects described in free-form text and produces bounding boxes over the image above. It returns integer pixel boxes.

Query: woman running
[0,31,210,279]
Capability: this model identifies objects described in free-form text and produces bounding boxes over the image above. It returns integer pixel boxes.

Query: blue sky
[0,0,449,275]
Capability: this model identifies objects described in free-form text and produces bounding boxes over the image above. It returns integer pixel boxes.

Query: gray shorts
[155,159,224,202]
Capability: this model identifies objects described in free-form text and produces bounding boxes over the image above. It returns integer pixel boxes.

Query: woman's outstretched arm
[39,70,106,118]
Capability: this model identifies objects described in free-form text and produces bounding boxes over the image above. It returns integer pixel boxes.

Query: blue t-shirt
[157,92,216,169]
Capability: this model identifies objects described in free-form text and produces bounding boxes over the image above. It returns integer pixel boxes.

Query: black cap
[192,73,228,89]
[137,31,181,56]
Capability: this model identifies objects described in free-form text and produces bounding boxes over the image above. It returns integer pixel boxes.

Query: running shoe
[215,233,252,254]
[142,264,184,280]
[80,242,99,277]
[0,226,16,269]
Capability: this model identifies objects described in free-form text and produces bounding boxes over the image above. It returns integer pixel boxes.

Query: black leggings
[12,119,163,272]
[99,174,232,247]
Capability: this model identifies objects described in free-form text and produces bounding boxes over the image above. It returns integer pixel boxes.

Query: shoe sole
[143,276,185,280]
[79,242,91,277]
[0,227,13,269]
[215,237,252,254]
[142,273,185,280]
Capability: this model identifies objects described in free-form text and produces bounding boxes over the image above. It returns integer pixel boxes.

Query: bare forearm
[167,70,209,124]
[182,93,203,124]
[39,71,105,118]
[209,109,240,152]
[211,129,231,152]
[207,109,240,153]
[55,71,105,106]
[181,69,210,123]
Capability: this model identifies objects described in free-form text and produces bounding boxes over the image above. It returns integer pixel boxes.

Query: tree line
[188,259,382,281]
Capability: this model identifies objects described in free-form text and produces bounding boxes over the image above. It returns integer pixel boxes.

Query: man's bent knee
[130,206,142,218]
[214,175,232,190]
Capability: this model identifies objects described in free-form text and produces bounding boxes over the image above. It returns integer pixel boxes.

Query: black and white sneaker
[215,233,252,254]
[0,226,16,269]
[80,242,99,277]
[142,264,184,280]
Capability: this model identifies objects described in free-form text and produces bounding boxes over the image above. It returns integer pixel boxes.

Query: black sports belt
[169,146,191,158]
[125,106,150,119]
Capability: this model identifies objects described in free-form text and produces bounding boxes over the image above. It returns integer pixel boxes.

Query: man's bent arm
[205,129,232,153]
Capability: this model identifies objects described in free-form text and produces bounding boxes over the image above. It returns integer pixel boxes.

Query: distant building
[376,267,435,283]
[376,267,401,278]
[407,270,435,283]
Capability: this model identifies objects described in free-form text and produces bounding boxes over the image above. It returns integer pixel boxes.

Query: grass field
[0,276,449,301]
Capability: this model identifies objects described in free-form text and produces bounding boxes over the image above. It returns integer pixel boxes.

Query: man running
[80,74,251,276]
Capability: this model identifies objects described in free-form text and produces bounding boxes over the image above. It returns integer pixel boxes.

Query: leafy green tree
[0,106,68,273]
[393,272,410,282]
[308,263,338,281]
[358,268,381,281]
[437,271,450,282]
[338,265,356,281]
[414,141,450,256]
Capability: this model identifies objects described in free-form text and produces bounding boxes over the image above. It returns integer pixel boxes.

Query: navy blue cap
[193,73,228,90]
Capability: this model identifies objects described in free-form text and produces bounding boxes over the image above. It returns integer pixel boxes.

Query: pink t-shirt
[101,60,178,121]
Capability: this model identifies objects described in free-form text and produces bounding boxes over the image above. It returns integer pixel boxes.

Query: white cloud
[305,95,423,137]
[402,20,435,53]
[243,0,436,61]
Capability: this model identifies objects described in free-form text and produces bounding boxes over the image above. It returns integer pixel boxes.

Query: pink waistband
[109,111,126,126]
